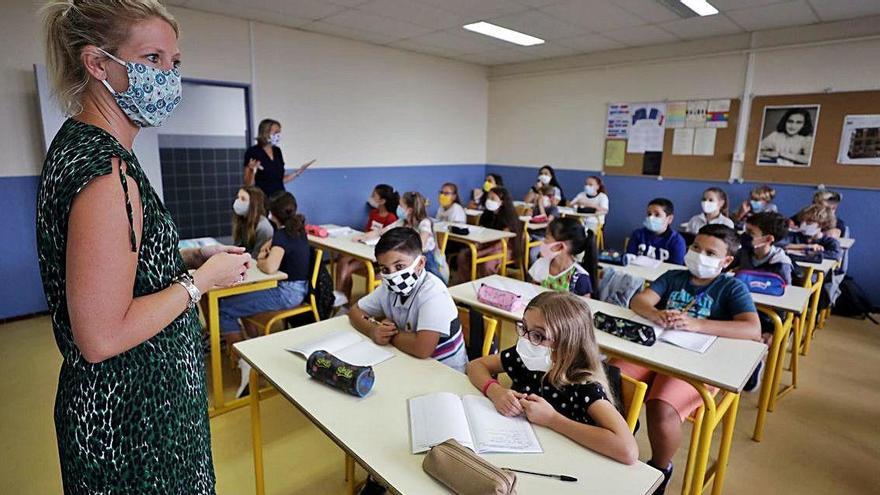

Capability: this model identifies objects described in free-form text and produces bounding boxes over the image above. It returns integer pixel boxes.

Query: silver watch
[174,273,201,309]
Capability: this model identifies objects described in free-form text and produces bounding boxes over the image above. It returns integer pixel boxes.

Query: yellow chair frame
[242,248,325,335]
[619,373,647,433]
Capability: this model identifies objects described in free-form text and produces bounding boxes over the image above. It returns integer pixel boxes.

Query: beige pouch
[422,439,517,495]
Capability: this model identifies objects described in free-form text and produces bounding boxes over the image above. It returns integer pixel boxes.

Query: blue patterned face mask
[98,48,182,127]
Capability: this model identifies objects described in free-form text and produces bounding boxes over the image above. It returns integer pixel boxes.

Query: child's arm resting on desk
[348,301,398,345]
[520,394,639,465]
[466,354,525,417]
[256,242,282,274]
[665,311,761,341]
[391,329,440,359]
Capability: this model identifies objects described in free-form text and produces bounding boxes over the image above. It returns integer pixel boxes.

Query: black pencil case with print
[593,312,657,347]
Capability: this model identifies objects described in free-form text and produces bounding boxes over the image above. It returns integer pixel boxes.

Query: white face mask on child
[701,200,719,215]
[685,250,724,279]
[484,199,501,212]
[382,257,421,296]
[516,337,552,372]
[233,198,249,216]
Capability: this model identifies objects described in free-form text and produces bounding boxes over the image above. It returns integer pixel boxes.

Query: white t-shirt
[759,132,813,165]
[570,191,609,225]
[357,272,467,372]
[685,213,734,233]
[437,203,467,224]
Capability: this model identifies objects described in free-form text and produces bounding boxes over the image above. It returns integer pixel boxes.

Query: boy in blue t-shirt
[626,197,687,265]
[614,224,760,494]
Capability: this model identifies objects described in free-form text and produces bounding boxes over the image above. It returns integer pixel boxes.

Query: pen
[503,468,577,482]
[362,314,381,325]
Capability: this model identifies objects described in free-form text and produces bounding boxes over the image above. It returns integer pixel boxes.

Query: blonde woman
[467,292,638,465]
[243,118,316,198]
[39,1,250,492]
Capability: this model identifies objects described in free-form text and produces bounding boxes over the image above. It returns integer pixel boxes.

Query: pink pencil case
[477,284,526,313]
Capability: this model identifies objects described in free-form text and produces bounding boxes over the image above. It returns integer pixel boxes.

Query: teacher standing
[244,118,316,198]
[38,1,250,493]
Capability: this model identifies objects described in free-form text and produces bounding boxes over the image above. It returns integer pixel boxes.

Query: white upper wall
[251,22,487,168]
[488,32,880,171]
[1,2,487,177]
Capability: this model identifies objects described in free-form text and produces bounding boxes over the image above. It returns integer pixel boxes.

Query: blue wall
[488,164,879,305]
[3,162,876,319]
[0,164,487,320]
[0,176,47,319]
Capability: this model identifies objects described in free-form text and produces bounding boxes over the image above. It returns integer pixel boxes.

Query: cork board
[743,91,880,189]
[604,99,739,181]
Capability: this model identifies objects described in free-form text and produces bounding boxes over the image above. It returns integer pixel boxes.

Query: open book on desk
[287,330,393,367]
[409,393,542,454]
[654,327,716,353]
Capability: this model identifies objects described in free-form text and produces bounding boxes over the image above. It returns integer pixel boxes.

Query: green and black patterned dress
[36,119,215,494]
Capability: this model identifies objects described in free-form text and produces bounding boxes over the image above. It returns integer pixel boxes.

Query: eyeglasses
[438,191,454,196]
[516,321,552,346]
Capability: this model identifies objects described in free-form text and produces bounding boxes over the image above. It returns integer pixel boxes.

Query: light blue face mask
[396,206,407,220]
[99,48,182,127]
[750,200,765,212]
[644,216,666,233]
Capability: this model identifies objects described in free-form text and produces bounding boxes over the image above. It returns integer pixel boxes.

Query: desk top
[450,276,766,392]
[839,237,854,249]
[200,265,287,292]
[557,206,599,219]
[793,257,838,273]
[465,208,482,217]
[435,222,517,244]
[235,317,662,495]
[598,261,682,283]
[309,227,376,262]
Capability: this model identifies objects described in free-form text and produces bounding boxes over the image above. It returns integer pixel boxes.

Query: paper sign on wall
[627,102,666,153]
[707,99,731,128]
[693,128,717,156]
[667,101,687,129]
[672,128,695,155]
[606,103,630,139]
[687,100,707,128]
[604,139,626,167]
[838,114,880,165]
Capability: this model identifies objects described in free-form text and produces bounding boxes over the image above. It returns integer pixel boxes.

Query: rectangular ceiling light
[463,21,544,46]
[680,0,719,16]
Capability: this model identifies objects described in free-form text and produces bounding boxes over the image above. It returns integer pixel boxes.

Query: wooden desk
[435,223,517,280]
[308,226,378,292]
[235,317,662,495]
[203,266,287,417]
[450,275,766,495]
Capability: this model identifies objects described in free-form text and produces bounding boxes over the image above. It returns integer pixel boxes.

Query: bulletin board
[603,99,740,181]
[743,91,880,189]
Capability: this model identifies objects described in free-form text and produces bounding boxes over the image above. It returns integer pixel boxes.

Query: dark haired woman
[244,118,317,197]
[759,108,814,165]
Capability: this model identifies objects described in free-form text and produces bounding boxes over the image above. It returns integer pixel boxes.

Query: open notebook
[408,393,542,454]
[654,327,716,353]
[287,330,394,367]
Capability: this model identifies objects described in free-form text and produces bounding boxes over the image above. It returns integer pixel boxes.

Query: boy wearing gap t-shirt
[614,224,760,494]
[626,198,687,265]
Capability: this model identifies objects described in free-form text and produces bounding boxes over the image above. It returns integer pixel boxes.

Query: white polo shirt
[357,271,467,372]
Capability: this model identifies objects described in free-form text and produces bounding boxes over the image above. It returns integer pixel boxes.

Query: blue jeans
[218,280,308,333]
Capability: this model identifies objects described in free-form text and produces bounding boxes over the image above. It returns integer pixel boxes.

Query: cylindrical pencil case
[306,350,375,397]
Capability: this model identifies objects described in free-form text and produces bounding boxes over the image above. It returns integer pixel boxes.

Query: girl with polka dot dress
[466,292,638,465]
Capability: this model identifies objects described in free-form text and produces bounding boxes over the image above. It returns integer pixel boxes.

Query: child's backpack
[832,276,878,324]
[735,270,786,296]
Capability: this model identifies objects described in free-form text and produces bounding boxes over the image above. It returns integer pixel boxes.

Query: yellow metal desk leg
[250,369,265,495]
[345,454,356,495]
[467,242,479,281]
[802,271,824,356]
[208,293,224,414]
[710,393,741,495]
[688,384,718,495]
[753,309,784,441]
[499,240,508,276]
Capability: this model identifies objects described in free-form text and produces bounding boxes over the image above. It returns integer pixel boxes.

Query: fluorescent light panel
[462,21,544,47]
[680,0,719,16]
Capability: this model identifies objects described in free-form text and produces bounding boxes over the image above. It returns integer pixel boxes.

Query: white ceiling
[168,0,880,66]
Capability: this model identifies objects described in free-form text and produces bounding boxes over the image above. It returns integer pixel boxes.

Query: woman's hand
[200,244,246,262]
[192,252,252,293]
[247,158,262,172]
[520,394,559,426]
[487,385,525,417]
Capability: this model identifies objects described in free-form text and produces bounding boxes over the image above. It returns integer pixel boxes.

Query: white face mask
[685,250,724,279]
[484,199,501,212]
[644,215,666,233]
[516,337,552,372]
[584,185,597,196]
[382,257,422,296]
[701,200,719,215]
[233,198,249,217]
[268,133,281,146]
[538,174,552,185]
[800,222,821,237]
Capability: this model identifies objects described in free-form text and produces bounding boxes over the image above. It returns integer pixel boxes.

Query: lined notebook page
[409,393,474,454]
[461,395,542,453]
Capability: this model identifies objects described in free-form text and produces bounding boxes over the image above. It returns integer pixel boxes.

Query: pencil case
[477,284,524,313]
[450,226,470,235]
[422,439,517,495]
[305,225,328,238]
[577,206,597,214]
[598,249,627,266]
[593,312,657,346]
[306,350,375,397]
